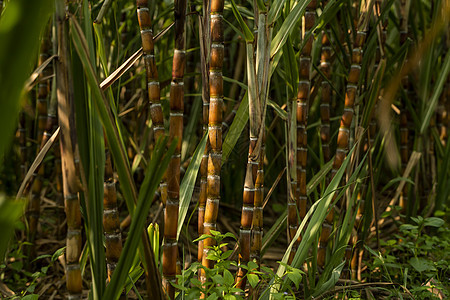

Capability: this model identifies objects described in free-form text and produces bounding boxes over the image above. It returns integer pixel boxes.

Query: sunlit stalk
[198,0,210,266]
[162,0,187,298]
[136,0,167,205]
[201,0,224,287]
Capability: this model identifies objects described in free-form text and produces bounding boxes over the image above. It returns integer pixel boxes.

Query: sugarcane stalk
[46,96,65,239]
[320,25,332,165]
[136,0,164,142]
[289,0,317,265]
[437,56,448,146]
[317,0,372,270]
[236,39,259,300]
[162,0,187,298]
[399,0,411,214]
[103,141,123,284]
[438,31,449,146]
[351,0,388,280]
[237,3,271,293]
[56,0,82,297]
[18,112,28,181]
[136,0,168,207]
[43,95,65,238]
[27,24,52,253]
[198,0,210,266]
[201,0,224,287]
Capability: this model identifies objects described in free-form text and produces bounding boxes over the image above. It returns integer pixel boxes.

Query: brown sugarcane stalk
[56,0,82,297]
[289,0,317,265]
[18,112,28,181]
[43,98,64,238]
[351,0,388,280]
[249,131,265,298]
[27,25,52,252]
[136,0,164,141]
[48,99,65,239]
[162,0,187,298]
[237,4,272,292]
[103,141,123,284]
[184,4,197,125]
[317,0,371,270]
[399,0,411,214]
[136,0,167,206]
[201,0,224,287]
[437,56,448,146]
[236,140,257,292]
[438,79,449,146]
[320,25,332,165]
[439,32,449,146]
[198,0,210,266]
[236,45,259,299]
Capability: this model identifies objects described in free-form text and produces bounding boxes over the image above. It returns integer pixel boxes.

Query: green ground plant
[365,214,450,299]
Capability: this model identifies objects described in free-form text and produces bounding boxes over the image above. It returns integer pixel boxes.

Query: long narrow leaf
[222,91,249,165]
[177,130,209,240]
[420,49,450,134]
[69,16,137,214]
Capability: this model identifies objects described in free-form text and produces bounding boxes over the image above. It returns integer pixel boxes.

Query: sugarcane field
[1,0,450,299]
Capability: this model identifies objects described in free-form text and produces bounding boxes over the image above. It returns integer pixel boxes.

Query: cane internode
[201,0,224,290]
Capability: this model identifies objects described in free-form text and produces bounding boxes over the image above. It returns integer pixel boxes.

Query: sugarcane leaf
[256,0,266,11]
[223,14,246,41]
[268,0,287,25]
[269,145,356,298]
[103,137,175,300]
[222,91,249,165]
[317,175,363,290]
[223,76,248,91]
[0,0,53,166]
[229,0,254,42]
[281,35,298,100]
[270,0,311,58]
[177,130,209,240]
[313,262,344,297]
[74,2,107,297]
[267,99,287,120]
[16,128,60,199]
[69,15,137,215]
[261,159,333,255]
[314,0,341,32]
[182,96,202,162]
[420,49,450,134]
[125,267,145,294]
